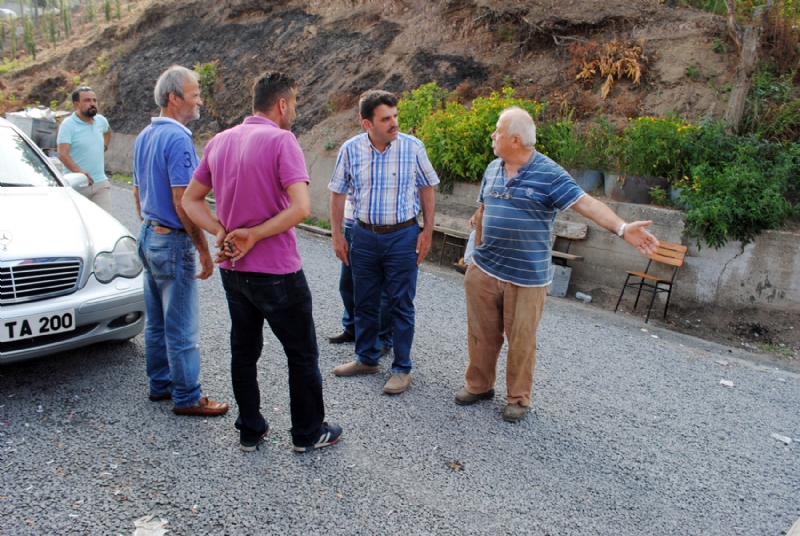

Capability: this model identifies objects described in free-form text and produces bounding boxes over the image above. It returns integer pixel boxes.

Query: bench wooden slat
[433,225,471,240]
[552,251,584,262]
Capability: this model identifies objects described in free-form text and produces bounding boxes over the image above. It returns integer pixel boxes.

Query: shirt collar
[243,116,279,129]
[364,133,393,154]
[151,116,192,136]
[71,112,94,125]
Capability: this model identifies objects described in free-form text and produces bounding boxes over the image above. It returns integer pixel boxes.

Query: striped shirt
[472,152,585,287]
[328,133,439,225]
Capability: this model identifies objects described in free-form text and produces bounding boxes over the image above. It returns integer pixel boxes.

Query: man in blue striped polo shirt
[454,107,660,422]
[328,90,439,395]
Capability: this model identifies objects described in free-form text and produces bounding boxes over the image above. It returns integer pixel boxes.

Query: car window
[0,125,60,187]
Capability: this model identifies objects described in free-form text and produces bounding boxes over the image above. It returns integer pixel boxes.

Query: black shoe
[328,331,355,344]
[240,428,269,452]
[293,423,342,452]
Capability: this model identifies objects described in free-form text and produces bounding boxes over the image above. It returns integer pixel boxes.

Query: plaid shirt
[328,133,439,225]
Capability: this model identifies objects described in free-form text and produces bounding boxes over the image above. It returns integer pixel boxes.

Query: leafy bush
[613,115,698,182]
[398,82,454,134]
[680,146,795,249]
[194,60,221,116]
[410,87,545,190]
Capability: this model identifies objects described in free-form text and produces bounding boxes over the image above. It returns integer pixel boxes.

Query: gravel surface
[1,181,798,535]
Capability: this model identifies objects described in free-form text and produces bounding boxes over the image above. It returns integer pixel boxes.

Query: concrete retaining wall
[105,140,800,315]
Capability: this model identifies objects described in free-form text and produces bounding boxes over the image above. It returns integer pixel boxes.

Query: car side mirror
[62,172,90,190]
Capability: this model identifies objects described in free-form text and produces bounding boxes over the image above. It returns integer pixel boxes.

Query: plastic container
[575,292,593,303]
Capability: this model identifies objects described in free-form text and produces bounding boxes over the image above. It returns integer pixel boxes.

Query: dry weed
[571,40,652,100]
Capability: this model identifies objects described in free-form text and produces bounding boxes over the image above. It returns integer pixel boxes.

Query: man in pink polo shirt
[182,72,341,453]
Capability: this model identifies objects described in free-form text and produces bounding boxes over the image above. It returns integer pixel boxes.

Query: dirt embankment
[8,0,730,140]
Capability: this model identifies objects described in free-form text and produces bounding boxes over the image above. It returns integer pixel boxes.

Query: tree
[723,0,774,132]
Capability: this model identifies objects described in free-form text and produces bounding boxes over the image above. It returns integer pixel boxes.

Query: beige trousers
[463,263,547,407]
[79,180,112,214]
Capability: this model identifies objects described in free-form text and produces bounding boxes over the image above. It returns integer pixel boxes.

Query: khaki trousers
[79,180,112,214]
[463,263,547,407]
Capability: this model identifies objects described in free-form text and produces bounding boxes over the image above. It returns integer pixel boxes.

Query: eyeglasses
[488,166,516,200]
[75,86,93,92]
[488,190,513,200]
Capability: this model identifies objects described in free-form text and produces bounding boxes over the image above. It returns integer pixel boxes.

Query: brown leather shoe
[332,360,380,376]
[382,373,412,395]
[173,396,229,417]
[148,392,172,402]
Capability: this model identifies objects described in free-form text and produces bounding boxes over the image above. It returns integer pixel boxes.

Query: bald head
[499,107,537,149]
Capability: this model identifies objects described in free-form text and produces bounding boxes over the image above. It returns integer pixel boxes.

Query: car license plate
[0,309,76,343]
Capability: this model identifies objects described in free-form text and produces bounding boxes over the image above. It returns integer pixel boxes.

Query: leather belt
[356,218,417,234]
[144,219,185,233]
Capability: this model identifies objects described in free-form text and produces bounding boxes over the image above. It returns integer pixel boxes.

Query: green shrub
[398,82,454,134]
[712,37,725,53]
[613,115,698,182]
[194,60,221,116]
[680,148,794,249]
[685,62,701,81]
[649,186,669,206]
[741,66,800,141]
[408,86,545,190]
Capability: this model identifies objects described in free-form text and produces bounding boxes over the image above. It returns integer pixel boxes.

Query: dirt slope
[5,0,730,139]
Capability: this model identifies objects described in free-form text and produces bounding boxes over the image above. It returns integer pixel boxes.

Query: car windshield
[0,125,60,187]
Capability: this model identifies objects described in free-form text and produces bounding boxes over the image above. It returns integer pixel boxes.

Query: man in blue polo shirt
[454,107,660,422]
[57,87,112,213]
[133,65,228,418]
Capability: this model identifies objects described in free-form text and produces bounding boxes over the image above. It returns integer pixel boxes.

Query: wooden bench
[434,220,588,267]
[551,220,588,266]
[434,225,471,266]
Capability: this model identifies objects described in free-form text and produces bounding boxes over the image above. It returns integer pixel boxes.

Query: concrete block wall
[106,139,800,315]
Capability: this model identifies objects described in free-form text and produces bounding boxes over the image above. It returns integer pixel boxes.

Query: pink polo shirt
[193,116,309,274]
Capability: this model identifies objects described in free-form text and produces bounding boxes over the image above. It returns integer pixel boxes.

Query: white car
[0,118,144,364]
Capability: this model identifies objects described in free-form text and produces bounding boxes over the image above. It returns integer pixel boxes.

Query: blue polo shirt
[472,152,585,287]
[133,117,199,230]
[56,112,109,183]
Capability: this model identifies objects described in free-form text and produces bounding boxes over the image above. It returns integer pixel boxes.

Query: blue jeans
[350,223,419,374]
[220,268,325,446]
[137,222,202,409]
[340,225,393,349]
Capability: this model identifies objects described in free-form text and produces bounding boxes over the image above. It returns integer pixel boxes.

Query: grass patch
[303,217,331,230]
[760,344,796,358]
[111,173,133,184]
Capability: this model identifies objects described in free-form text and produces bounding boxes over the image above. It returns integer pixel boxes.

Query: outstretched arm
[571,195,659,256]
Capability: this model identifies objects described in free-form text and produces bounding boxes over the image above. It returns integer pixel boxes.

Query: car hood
[0,187,131,262]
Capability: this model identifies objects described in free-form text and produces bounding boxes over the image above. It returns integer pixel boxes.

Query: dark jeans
[220,268,324,445]
[351,222,419,373]
[340,224,393,349]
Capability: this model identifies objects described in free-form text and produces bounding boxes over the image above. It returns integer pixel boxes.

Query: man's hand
[332,231,349,265]
[415,230,433,265]
[623,221,660,256]
[225,228,258,262]
[84,172,94,186]
[213,227,232,264]
[197,248,214,280]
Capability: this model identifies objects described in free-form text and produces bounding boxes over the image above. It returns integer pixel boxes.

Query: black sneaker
[240,428,269,452]
[292,423,342,452]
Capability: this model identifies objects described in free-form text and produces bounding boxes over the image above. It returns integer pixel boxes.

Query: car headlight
[94,237,143,283]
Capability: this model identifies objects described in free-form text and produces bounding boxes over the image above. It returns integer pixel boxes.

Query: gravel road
[1,181,798,535]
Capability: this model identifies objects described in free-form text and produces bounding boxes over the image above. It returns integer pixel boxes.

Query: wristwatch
[617,223,627,237]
